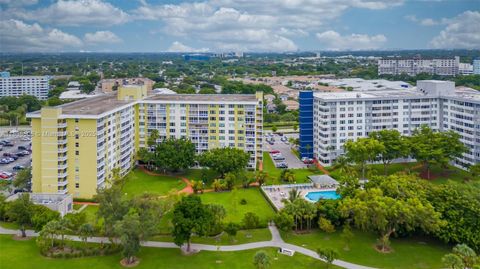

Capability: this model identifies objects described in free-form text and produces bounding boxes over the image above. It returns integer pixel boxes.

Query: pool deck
[261,184,337,210]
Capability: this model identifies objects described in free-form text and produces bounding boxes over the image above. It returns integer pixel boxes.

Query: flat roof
[27,93,259,118]
[144,94,257,103]
[27,93,135,118]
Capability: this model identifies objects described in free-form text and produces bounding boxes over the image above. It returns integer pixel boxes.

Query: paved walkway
[0,225,375,269]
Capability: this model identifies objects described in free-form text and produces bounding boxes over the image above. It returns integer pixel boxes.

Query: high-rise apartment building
[378,56,460,76]
[27,86,263,198]
[473,59,480,75]
[0,71,51,100]
[299,80,480,169]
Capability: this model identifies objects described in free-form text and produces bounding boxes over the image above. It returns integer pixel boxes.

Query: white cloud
[84,31,122,44]
[315,30,387,50]
[405,14,451,26]
[0,0,37,6]
[133,0,401,51]
[0,19,82,52]
[430,11,480,49]
[167,41,209,52]
[9,0,129,26]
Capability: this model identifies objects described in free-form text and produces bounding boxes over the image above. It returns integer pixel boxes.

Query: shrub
[243,212,261,229]
[240,198,247,205]
[318,217,335,233]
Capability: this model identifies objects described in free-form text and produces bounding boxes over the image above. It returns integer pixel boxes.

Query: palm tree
[253,250,271,269]
[211,179,223,192]
[288,188,300,203]
[78,223,95,246]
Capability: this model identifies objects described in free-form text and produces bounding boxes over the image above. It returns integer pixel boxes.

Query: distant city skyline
[0,0,479,53]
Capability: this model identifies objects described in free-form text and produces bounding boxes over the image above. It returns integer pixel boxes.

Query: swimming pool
[305,191,341,202]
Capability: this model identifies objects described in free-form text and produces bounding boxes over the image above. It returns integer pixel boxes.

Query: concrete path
[0,225,376,269]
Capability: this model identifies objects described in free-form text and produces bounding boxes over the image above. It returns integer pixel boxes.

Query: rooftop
[318,78,412,91]
[145,94,258,103]
[27,92,259,118]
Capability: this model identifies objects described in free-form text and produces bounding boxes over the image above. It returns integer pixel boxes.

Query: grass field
[122,169,186,197]
[262,152,322,184]
[282,229,451,269]
[199,188,276,225]
[0,235,338,269]
[152,228,272,245]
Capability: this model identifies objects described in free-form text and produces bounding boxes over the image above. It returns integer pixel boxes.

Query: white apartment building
[0,71,51,100]
[473,59,480,75]
[378,57,460,76]
[308,80,480,169]
[459,63,474,75]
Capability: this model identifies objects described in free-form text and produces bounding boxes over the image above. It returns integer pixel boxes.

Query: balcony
[57,155,68,162]
[57,139,67,145]
[58,147,68,154]
[58,163,68,170]
[57,180,68,187]
[57,188,68,195]
[58,171,68,178]
[57,122,67,128]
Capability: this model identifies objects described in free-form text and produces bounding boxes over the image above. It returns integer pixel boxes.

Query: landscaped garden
[282,229,451,269]
[0,235,338,269]
[262,152,323,184]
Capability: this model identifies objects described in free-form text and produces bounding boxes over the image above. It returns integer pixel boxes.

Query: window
[75,150,79,156]
[75,142,79,147]
[75,183,79,188]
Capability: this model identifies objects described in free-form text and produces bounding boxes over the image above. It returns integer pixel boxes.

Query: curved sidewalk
[0,225,375,269]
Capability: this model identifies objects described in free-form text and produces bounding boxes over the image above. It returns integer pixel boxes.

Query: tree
[340,224,354,251]
[253,250,271,269]
[318,217,335,233]
[442,253,465,269]
[271,125,278,133]
[279,169,295,183]
[147,129,160,148]
[332,155,353,175]
[191,180,204,194]
[243,212,260,229]
[369,130,409,175]
[153,138,196,173]
[469,163,480,180]
[274,212,294,233]
[255,171,268,186]
[205,204,226,235]
[211,179,224,192]
[31,204,60,231]
[224,172,236,190]
[114,210,142,265]
[410,126,467,179]
[13,167,31,190]
[96,185,129,238]
[78,223,95,246]
[287,188,301,203]
[344,137,385,179]
[339,187,443,252]
[293,124,298,132]
[224,222,239,242]
[452,244,478,268]
[199,147,250,177]
[172,195,211,252]
[6,193,33,237]
[317,248,339,269]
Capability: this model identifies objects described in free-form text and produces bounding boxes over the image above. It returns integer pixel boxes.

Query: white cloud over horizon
[84,31,122,45]
[316,31,387,50]
[430,11,480,49]
[167,41,210,53]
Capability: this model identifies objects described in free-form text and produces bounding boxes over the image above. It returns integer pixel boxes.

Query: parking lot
[0,127,32,195]
[264,132,307,169]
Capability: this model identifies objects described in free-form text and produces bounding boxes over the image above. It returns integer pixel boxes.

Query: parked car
[1,171,13,177]
[13,165,25,171]
[276,162,288,168]
[0,174,9,179]
[277,132,284,136]
[302,157,314,164]
[280,136,288,142]
[18,146,27,151]
[4,142,13,147]
[273,156,285,161]
[270,150,280,154]
[15,152,26,157]
[21,137,30,141]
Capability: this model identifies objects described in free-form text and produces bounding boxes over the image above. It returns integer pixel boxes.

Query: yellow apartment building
[27,86,263,199]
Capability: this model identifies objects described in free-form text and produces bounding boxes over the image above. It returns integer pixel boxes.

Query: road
[264,133,306,169]
[0,224,376,269]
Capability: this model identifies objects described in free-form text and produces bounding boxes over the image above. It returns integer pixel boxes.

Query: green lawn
[282,229,451,269]
[82,205,99,225]
[152,228,272,245]
[262,152,322,184]
[0,235,338,269]
[199,188,276,225]
[122,169,186,197]
[73,204,83,210]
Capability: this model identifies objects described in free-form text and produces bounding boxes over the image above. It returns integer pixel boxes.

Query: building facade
[0,71,51,100]
[299,80,480,169]
[378,57,460,76]
[99,77,154,93]
[473,59,480,75]
[27,86,263,199]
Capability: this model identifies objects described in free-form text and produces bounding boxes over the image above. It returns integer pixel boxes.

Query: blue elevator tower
[299,91,314,158]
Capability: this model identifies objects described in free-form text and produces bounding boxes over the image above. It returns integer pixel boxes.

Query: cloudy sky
[0,0,479,52]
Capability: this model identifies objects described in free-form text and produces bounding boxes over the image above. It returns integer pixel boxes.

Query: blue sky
[0,0,479,52]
